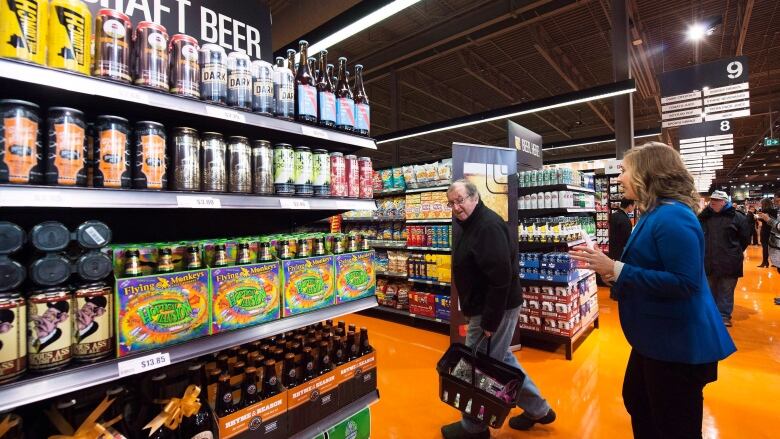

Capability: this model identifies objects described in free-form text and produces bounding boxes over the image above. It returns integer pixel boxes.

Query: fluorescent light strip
[308,0,423,53]
[376,87,637,144]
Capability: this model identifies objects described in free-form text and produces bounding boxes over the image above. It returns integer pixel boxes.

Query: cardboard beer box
[336,351,377,410]
[326,407,371,439]
[116,270,210,357]
[210,262,282,334]
[334,251,376,304]
[287,370,340,435]
[282,256,335,317]
[216,391,288,439]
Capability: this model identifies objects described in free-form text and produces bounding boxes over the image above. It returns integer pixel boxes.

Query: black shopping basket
[436,335,526,429]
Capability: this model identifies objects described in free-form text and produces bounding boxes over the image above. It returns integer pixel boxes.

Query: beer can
[312,148,330,197]
[29,254,71,286]
[199,44,227,104]
[358,156,373,199]
[227,51,252,110]
[228,136,251,193]
[46,107,87,186]
[47,0,91,74]
[93,8,132,82]
[133,21,168,90]
[201,132,226,192]
[168,34,200,98]
[171,127,200,191]
[329,152,346,197]
[85,122,94,186]
[273,57,294,120]
[0,99,43,184]
[251,140,273,195]
[294,146,313,197]
[345,154,359,199]
[72,282,113,362]
[27,288,72,371]
[0,292,26,383]
[76,251,112,281]
[251,60,274,115]
[93,115,131,189]
[133,121,167,190]
[0,222,26,292]
[273,143,294,195]
[0,0,48,65]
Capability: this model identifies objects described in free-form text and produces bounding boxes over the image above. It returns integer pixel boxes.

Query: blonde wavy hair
[622,142,701,213]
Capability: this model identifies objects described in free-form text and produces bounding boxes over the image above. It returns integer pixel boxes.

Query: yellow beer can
[0,0,48,65]
[47,0,91,74]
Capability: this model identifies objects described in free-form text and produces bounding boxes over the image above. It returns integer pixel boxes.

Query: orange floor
[348,246,780,438]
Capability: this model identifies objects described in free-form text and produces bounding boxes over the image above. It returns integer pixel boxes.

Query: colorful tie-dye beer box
[210,262,281,334]
[334,251,376,303]
[116,270,210,357]
[281,256,335,317]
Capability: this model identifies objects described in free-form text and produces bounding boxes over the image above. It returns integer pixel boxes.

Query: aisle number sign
[679,120,735,192]
[658,56,750,128]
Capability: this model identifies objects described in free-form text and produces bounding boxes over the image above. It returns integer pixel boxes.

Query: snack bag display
[438,159,452,182]
[392,167,405,189]
[210,261,281,333]
[335,251,376,303]
[380,169,393,190]
[281,255,335,316]
[403,165,417,188]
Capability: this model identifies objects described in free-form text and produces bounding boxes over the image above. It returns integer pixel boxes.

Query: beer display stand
[0,56,380,436]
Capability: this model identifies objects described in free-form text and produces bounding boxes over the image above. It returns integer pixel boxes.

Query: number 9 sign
[727,61,743,79]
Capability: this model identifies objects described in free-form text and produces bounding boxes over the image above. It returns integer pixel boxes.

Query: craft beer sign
[83,0,272,61]
[658,56,750,128]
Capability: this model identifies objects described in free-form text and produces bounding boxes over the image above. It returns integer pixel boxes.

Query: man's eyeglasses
[447,194,473,208]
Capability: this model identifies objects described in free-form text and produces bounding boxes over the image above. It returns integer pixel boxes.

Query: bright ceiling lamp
[687,23,707,41]
[308,0,422,53]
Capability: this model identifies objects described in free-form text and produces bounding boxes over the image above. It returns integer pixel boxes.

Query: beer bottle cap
[0,258,25,290]
[31,222,70,252]
[76,252,113,281]
[30,255,71,286]
[0,222,26,254]
[75,221,112,249]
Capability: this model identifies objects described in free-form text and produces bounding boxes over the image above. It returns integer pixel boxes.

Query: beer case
[325,407,371,439]
[335,351,377,410]
[115,269,210,357]
[334,251,376,304]
[215,391,288,439]
[210,261,281,334]
[287,369,340,435]
[110,244,189,276]
[281,255,335,317]
[203,240,259,267]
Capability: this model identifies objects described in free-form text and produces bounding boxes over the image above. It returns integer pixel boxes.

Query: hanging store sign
[509,121,543,172]
[83,0,272,61]
[658,56,750,128]
[679,120,734,157]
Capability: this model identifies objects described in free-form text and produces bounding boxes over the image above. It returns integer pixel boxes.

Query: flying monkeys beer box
[334,251,376,304]
[282,256,335,317]
[210,262,281,334]
[116,270,210,357]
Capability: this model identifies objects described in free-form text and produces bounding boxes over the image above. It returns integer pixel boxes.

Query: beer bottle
[208,368,223,387]
[279,240,293,260]
[333,336,347,366]
[337,321,346,332]
[314,237,327,256]
[318,340,333,374]
[359,234,370,251]
[148,374,176,439]
[213,244,229,267]
[347,331,360,361]
[347,235,358,253]
[335,57,355,132]
[317,50,336,128]
[180,364,217,439]
[238,348,250,364]
[215,374,236,418]
[297,238,311,258]
[301,347,317,382]
[348,324,356,333]
[124,249,143,277]
[241,367,261,408]
[282,353,299,388]
[294,40,317,124]
[53,398,78,436]
[103,386,131,438]
[286,49,297,77]
[233,360,246,377]
[353,64,370,136]
[258,241,274,262]
[247,351,260,368]
[329,64,337,93]
[333,236,345,255]
[216,354,230,374]
[261,360,280,399]
[186,246,202,269]
[326,319,334,327]
[156,247,175,274]
[237,242,253,265]
[273,56,294,120]
[359,327,373,356]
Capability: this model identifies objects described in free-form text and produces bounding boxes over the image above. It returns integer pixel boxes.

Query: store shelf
[518,239,585,250]
[406,218,452,224]
[374,306,449,324]
[375,189,405,196]
[407,246,451,252]
[518,185,596,196]
[518,208,596,217]
[342,216,403,222]
[376,271,408,279]
[518,312,599,360]
[0,185,377,211]
[0,296,378,412]
[0,58,376,152]
[408,278,451,287]
[518,269,595,286]
[289,389,380,439]
[404,185,450,194]
[369,240,408,249]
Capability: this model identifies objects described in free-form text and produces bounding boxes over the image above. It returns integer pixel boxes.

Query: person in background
[757,197,777,267]
[698,190,751,327]
[756,196,780,305]
[441,179,555,439]
[608,198,635,299]
[569,143,736,439]
[747,207,759,246]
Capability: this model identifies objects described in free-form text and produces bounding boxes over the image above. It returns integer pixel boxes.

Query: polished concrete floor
[349,246,780,438]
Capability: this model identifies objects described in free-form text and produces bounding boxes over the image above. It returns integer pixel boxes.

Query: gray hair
[448,179,479,198]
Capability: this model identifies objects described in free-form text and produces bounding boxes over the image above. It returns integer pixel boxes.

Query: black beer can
[171,127,201,191]
[0,99,44,184]
[93,115,131,189]
[46,107,87,187]
[133,121,167,190]
[169,34,200,98]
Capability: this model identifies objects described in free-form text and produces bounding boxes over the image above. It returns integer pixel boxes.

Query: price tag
[176,195,222,208]
[205,105,247,123]
[279,198,310,209]
[118,352,170,377]
[0,190,66,207]
[117,87,150,105]
[300,125,329,139]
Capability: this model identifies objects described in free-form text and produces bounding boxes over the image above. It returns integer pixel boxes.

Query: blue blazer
[611,199,736,364]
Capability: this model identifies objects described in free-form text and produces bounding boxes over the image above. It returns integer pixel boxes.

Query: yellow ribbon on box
[46,396,121,439]
[143,385,202,435]
[0,415,20,437]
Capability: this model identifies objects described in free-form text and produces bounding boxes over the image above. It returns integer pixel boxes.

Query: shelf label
[118,352,170,377]
[176,195,222,208]
[205,105,247,123]
[0,190,67,207]
[280,198,310,209]
[300,125,329,139]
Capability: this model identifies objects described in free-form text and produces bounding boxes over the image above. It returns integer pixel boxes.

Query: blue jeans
[707,276,737,319]
[461,306,551,433]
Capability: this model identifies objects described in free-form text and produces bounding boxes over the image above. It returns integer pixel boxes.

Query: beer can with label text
[47,0,91,74]
[93,8,132,82]
[169,34,200,98]
[133,121,167,190]
[294,146,313,197]
[201,132,226,192]
[93,115,131,188]
[227,51,252,110]
[228,136,251,193]
[27,288,72,371]
[0,99,44,184]
[46,107,87,186]
[72,282,113,362]
[252,140,273,195]
[358,156,373,199]
[312,148,330,197]
[0,293,26,383]
[171,127,200,191]
[345,154,359,199]
[273,143,294,195]
[0,0,48,65]
[199,44,227,104]
[251,60,274,115]
[329,152,346,197]
[133,21,168,90]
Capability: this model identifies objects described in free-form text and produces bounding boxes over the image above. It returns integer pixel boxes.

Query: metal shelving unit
[407,246,451,252]
[374,306,448,324]
[518,312,600,360]
[408,278,450,287]
[376,271,408,279]
[518,208,596,217]
[404,185,450,194]
[342,216,404,222]
[518,269,595,286]
[289,390,380,439]
[518,184,596,195]
[406,218,452,224]
[517,239,585,251]
[0,297,378,412]
[368,240,408,249]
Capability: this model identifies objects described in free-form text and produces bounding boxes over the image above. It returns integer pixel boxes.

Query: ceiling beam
[736,0,755,56]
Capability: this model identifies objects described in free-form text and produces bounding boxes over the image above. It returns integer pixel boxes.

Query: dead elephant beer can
[0,99,44,184]
[93,115,131,188]
[46,107,87,186]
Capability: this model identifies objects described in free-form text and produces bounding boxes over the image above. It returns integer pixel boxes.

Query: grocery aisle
[350,246,780,438]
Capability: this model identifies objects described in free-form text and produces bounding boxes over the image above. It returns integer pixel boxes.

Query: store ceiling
[270,0,780,190]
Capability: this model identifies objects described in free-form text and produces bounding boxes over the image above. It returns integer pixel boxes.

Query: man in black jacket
[441,180,554,439]
[699,190,752,327]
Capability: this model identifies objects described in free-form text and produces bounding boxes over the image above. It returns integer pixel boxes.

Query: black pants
[762,241,770,266]
[622,349,717,439]
[752,229,759,245]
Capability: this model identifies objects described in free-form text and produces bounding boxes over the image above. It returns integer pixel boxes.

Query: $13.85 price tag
[117,352,170,377]
[176,195,222,209]
[279,199,310,209]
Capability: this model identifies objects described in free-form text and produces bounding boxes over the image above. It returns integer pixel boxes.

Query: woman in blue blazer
[572,143,736,439]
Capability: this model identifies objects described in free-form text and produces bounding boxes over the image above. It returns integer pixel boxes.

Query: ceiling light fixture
[686,23,707,41]
[543,128,662,152]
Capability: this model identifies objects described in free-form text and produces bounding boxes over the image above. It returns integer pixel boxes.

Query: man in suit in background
[608,199,634,299]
